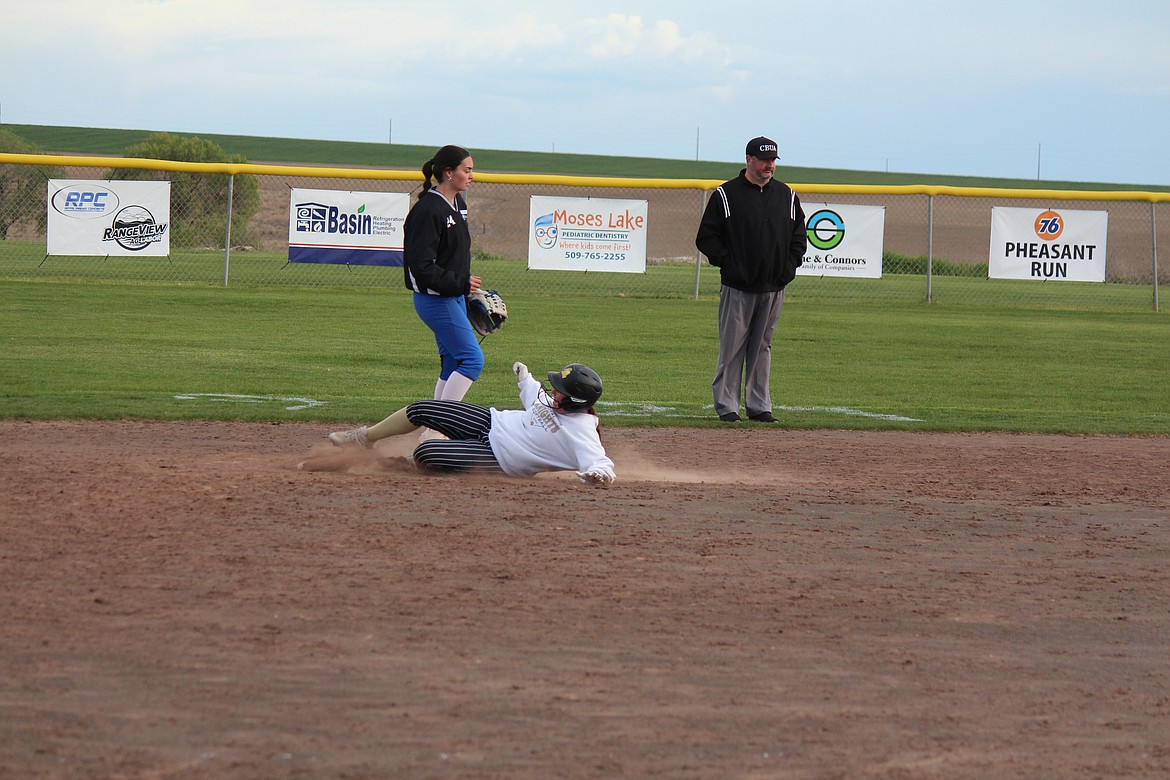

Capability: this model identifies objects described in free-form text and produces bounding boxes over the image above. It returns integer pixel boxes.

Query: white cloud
[580,13,729,63]
[584,13,645,58]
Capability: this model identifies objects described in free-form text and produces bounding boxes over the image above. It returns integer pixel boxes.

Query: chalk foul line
[173,393,326,411]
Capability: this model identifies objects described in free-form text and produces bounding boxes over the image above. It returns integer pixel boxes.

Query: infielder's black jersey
[695,170,807,293]
[403,190,472,296]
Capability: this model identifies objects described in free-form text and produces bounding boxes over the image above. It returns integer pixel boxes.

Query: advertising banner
[288,188,409,266]
[989,207,1108,282]
[528,196,647,273]
[48,180,171,256]
[797,203,886,279]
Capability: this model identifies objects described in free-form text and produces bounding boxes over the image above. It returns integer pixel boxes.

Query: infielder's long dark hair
[420,145,471,200]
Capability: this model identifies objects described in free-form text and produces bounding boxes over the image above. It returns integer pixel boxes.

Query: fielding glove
[467,289,507,336]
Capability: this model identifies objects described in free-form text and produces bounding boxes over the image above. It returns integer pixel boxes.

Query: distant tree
[0,128,61,240]
[109,132,259,248]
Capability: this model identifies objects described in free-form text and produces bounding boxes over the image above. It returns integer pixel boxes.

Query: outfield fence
[1,153,1166,311]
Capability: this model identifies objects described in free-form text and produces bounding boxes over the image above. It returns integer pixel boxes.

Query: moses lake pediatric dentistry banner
[288,188,409,266]
[989,207,1108,282]
[528,196,648,273]
[797,204,886,279]
[48,180,170,256]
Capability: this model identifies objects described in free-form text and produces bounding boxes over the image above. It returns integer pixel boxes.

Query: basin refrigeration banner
[797,203,886,279]
[48,180,171,256]
[288,188,409,266]
[989,207,1108,282]
[528,196,648,273]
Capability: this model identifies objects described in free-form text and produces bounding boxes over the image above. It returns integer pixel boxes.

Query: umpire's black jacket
[695,170,807,293]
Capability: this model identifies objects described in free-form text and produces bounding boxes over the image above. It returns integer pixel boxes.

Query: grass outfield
[4,125,1167,435]
[2,279,1167,434]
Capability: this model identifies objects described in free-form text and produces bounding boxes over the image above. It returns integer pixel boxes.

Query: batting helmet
[547,363,603,413]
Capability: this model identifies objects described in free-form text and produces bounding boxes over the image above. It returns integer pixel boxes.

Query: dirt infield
[2,420,1168,779]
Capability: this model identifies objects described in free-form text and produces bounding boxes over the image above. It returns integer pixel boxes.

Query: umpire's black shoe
[718,412,742,422]
[748,411,778,423]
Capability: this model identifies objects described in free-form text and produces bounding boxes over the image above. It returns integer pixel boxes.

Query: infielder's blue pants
[413,293,484,382]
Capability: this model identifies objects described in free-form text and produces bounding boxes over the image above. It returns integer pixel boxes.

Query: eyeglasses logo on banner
[533,212,559,249]
[1033,210,1064,241]
[806,209,846,251]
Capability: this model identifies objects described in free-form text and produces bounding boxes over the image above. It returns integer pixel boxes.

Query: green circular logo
[806,209,846,251]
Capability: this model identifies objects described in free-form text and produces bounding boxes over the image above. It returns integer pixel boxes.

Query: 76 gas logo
[1033,210,1064,241]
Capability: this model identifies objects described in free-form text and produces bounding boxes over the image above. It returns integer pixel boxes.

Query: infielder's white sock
[439,372,474,402]
[366,407,418,442]
[433,378,446,400]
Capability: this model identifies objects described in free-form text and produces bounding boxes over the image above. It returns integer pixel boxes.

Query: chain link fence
[1,154,1165,310]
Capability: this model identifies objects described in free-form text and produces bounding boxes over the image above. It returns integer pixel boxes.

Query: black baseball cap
[746,136,779,160]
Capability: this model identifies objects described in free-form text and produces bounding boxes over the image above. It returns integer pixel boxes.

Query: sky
[3,0,1169,185]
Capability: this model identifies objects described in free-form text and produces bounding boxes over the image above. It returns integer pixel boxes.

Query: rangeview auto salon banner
[989,206,1108,282]
[48,180,171,256]
[288,188,409,265]
[528,195,648,273]
[797,203,886,279]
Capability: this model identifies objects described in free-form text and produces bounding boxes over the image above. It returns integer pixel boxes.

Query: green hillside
[7,123,1165,192]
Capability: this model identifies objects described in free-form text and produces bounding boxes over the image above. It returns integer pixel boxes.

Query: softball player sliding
[329,361,616,485]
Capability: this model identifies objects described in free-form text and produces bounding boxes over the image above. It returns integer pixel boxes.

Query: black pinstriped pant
[406,400,503,473]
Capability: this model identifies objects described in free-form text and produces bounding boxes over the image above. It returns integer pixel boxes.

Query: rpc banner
[288,188,409,266]
[797,203,886,279]
[47,180,171,256]
[528,196,647,273]
[989,207,1108,282]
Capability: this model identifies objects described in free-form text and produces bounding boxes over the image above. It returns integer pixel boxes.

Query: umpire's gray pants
[713,285,784,418]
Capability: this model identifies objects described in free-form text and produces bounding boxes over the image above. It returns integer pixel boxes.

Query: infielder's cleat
[748,411,778,423]
[718,412,742,422]
[328,426,371,448]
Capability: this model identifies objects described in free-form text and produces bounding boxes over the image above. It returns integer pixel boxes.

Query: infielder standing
[695,136,807,423]
[328,361,616,485]
[405,144,483,402]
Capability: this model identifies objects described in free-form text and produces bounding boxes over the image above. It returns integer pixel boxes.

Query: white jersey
[488,375,616,481]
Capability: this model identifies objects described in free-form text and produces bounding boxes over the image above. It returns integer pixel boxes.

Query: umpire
[695,136,807,423]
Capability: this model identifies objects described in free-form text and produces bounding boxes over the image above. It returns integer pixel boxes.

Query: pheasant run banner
[797,203,886,279]
[288,188,409,266]
[48,180,171,257]
[528,196,648,273]
[989,207,1108,282]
